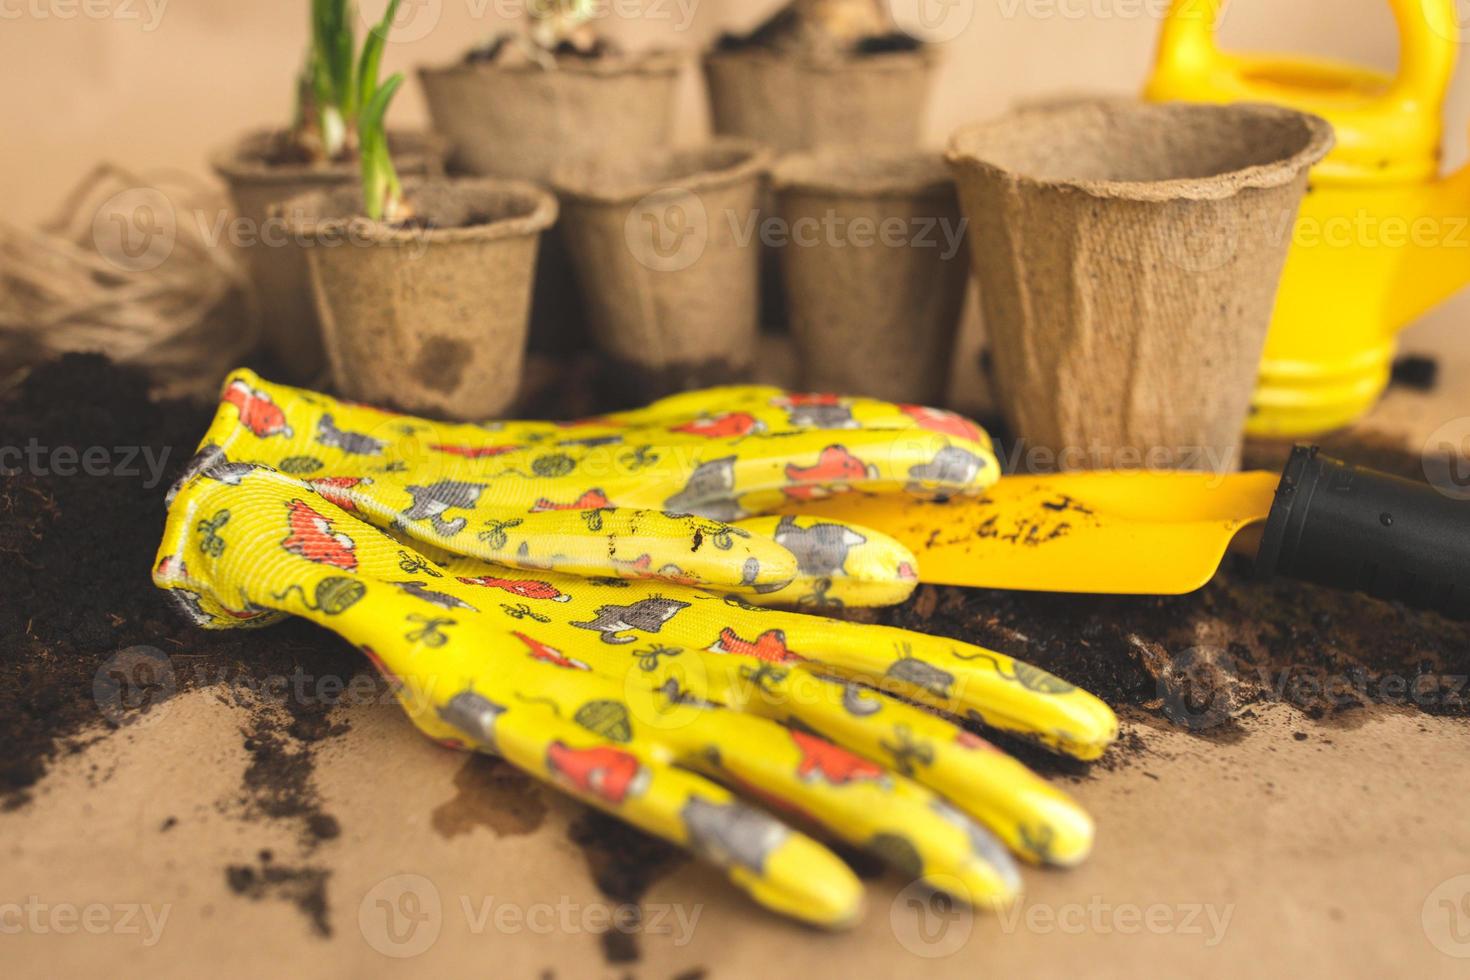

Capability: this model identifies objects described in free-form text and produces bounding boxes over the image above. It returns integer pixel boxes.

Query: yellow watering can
[1145,0,1470,437]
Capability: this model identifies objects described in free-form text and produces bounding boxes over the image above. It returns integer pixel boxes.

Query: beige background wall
[2,0,1460,227]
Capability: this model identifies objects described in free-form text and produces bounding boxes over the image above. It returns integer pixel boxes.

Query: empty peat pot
[772,147,969,403]
[211,128,443,381]
[550,140,773,398]
[277,178,557,420]
[947,100,1333,472]
[704,43,939,152]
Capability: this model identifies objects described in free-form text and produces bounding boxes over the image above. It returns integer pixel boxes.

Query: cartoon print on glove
[532,489,610,512]
[782,446,877,501]
[401,480,487,537]
[513,631,590,671]
[672,412,765,438]
[681,797,789,875]
[908,446,987,488]
[571,597,690,645]
[932,799,1019,881]
[900,405,986,444]
[885,656,955,700]
[389,581,478,612]
[282,499,357,571]
[308,476,371,512]
[708,627,804,664]
[842,683,883,718]
[953,652,1078,695]
[456,575,571,603]
[773,394,858,430]
[272,576,366,615]
[437,691,507,752]
[430,443,517,459]
[223,378,293,438]
[773,517,866,578]
[791,729,886,786]
[573,700,634,743]
[315,414,386,456]
[187,446,257,487]
[664,457,742,522]
[611,554,700,587]
[546,742,649,804]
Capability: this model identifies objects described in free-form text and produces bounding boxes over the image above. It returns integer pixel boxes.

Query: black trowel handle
[1255,446,1470,619]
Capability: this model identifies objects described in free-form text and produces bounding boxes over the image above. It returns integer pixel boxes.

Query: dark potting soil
[1390,353,1440,392]
[4,354,1468,946]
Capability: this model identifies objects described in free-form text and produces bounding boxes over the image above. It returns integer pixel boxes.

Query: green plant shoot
[294,0,404,163]
[358,71,405,222]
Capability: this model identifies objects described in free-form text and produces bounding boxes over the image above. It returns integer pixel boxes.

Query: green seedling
[358,68,406,222]
[293,0,404,163]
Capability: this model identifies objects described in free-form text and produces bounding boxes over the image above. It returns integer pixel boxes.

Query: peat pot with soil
[704,1,939,152]
[212,0,443,382]
[277,15,558,421]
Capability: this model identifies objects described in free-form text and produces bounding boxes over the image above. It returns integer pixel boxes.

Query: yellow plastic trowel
[785,448,1470,618]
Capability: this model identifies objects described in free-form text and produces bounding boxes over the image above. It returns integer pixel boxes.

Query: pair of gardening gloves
[155,371,1118,927]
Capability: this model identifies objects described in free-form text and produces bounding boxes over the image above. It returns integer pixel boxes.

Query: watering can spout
[1384,163,1470,333]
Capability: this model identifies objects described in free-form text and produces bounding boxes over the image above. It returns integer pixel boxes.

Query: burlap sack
[771,147,968,403]
[947,101,1333,473]
[418,52,684,180]
[703,46,939,152]
[277,178,557,420]
[550,141,772,399]
[211,129,442,381]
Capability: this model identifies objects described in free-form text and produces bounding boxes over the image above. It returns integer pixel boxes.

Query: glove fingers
[729,515,918,609]
[381,506,803,596]
[637,597,1118,762]
[431,691,866,929]
[645,429,999,521]
[655,707,1021,907]
[794,624,1120,763]
[703,664,1095,867]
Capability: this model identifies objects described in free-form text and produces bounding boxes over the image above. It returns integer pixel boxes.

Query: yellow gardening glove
[156,459,1118,927]
[183,370,1000,609]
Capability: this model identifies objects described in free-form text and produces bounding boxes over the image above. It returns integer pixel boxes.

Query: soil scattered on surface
[0,354,363,933]
[226,851,333,937]
[567,809,687,965]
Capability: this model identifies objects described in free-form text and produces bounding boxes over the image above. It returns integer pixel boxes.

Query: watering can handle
[1153,0,1459,109]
